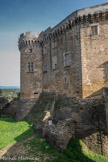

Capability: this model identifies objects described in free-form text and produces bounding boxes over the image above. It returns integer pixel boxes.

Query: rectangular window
[52,40,57,49]
[64,76,69,83]
[43,64,47,73]
[28,62,34,72]
[91,25,98,35]
[43,47,47,54]
[64,53,70,67]
[28,62,31,72]
[52,42,54,49]
[31,62,34,72]
[55,41,57,48]
[52,56,57,70]
[29,49,33,53]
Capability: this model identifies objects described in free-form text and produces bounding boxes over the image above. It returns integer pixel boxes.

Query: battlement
[19,3,108,45]
[77,2,108,16]
[41,3,108,42]
[19,32,40,40]
[18,32,40,50]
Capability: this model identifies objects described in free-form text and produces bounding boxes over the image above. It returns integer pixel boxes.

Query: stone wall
[81,21,108,98]
[52,96,108,156]
[24,92,108,156]
[15,98,36,121]
[41,4,108,99]
[103,87,108,133]
[78,97,108,156]
[42,25,82,98]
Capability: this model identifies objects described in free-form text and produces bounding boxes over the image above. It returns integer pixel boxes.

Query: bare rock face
[42,118,75,151]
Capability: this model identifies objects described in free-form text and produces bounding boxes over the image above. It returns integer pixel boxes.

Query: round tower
[18,32,43,99]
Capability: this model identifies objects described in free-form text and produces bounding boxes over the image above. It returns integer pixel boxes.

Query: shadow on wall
[84,61,108,98]
[79,93,108,156]
[98,61,108,87]
[0,118,95,162]
[87,88,103,98]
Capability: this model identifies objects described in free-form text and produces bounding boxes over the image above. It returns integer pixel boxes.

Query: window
[43,47,47,54]
[91,25,98,35]
[64,77,67,83]
[28,62,30,72]
[29,49,33,53]
[52,56,57,70]
[63,52,70,67]
[31,62,34,72]
[28,62,34,72]
[55,41,57,48]
[34,92,38,94]
[63,75,69,83]
[52,42,54,49]
[52,40,57,49]
[43,64,47,73]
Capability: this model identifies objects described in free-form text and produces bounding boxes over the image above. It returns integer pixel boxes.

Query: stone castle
[19,3,108,100]
[1,3,108,156]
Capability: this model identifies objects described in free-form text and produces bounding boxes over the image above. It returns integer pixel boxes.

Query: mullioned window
[28,62,34,72]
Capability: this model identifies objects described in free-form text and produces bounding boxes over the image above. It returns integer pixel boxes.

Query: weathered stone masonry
[19,3,108,101]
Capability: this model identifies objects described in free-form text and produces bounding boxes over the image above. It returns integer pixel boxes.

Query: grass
[0,117,108,162]
[0,117,34,149]
[25,135,108,162]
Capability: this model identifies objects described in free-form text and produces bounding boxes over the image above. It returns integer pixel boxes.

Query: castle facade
[19,3,108,99]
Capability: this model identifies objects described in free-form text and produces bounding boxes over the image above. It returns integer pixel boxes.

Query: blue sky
[0,0,108,86]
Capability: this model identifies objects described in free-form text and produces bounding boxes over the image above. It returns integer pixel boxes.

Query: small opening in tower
[29,49,33,53]
[64,78,67,83]
[34,92,38,94]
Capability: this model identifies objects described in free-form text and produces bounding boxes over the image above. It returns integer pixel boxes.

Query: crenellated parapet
[18,32,41,51]
[42,9,108,43]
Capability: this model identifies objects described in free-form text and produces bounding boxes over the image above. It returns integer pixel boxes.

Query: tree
[0,89,2,96]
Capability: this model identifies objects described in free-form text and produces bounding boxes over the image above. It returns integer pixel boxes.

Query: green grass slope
[0,117,108,162]
[0,117,34,149]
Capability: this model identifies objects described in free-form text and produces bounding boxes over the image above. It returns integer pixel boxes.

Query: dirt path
[0,134,55,162]
[0,134,39,161]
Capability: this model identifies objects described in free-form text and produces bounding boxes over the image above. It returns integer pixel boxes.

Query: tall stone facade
[19,3,108,99]
[19,32,42,99]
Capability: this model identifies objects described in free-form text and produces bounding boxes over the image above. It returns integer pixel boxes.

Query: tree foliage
[0,89,2,96]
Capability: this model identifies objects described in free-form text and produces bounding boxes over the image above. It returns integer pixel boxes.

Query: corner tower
[18,32,43,99]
